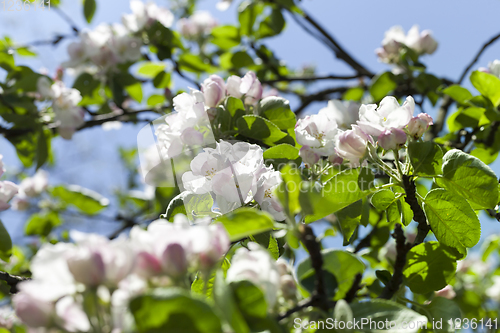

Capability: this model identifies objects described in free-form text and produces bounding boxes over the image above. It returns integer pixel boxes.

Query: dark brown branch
[402,175,430,245]
[261,74,362,85]
[0,271,30,294]
[458,31,500,84]
[354,224,378,253]
[344,273,363,303]
[298,223,330,311]
[379,224,411,299]
[487,209,500,222]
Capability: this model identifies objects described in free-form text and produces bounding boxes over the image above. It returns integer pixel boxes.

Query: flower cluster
[295,96,434,166]
[178,11,218,40]
[376,25,438,64]
[64,1,173,71]
[182,140,286,220]
[202,71,263,107]
[37,77,85,140]
[0,155,18,211]
[12,214,230,332]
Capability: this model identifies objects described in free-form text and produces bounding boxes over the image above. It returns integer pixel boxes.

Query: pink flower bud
[335,125,372,165]
[135,251,162,278]
[66,250,106,287]
[0,181,19,211]
[240,71,262,105]
[13,292,53,328]
[328,152,343,165]
[419,30,438,55]
[435,285,456,299]
[378,128,407,150]
[299,146,320,166]
[226,75,242,98]
[181,127,204,146]
[201,75,225,107]
[407,113,433,139]
[161,243,188,278]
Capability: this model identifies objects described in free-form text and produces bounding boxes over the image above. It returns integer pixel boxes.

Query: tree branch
[379,224,410,299]
[261,74,363,85]
[458,31,500,85]
[402,175,430,246]
[0,271,30,294]
[295,86,350,115]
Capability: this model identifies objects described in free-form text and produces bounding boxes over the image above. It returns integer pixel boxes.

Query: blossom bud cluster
[178,11,218,40]
[37,77,85,140]
[12,214,231,331]
[295,96,434,166]
[64,1,174,71]
[11,169,49,211]
[182,140,286,220]
[0,155,18,211]
[201,71,263,107]
[376,25,438,64]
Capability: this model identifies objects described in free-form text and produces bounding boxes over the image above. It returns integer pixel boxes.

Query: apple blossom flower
[122,0,174,32]
[377,25,438,63]
[201,75,226,107]
[55,296,91,332]
[227,243,281,308]
[378,128,407,150]
[0,307,17,329]
[240,71,263,105]
[335,125,373,166]
[407,113,433,139]
[488,60,500,77]
[178,11,218,39]
[299,146,320,166]
[226,75,242,99]
[357,96,415,137]
[434,285,456,300]
[12,292,53,329]
[37,77,85,140]
[161,243,188,278]
[254,169,286,221]
[295,109,339,156]
[320,100,360,130]
[0,181,19,211]
[19,169,48,197]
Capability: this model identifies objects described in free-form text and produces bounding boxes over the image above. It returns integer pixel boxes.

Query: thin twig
[457,31,500,84]
[261,74,362,84]
[295,86,350,115]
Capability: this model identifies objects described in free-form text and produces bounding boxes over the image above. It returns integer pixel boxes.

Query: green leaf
[130,288,223,333]
[238,2,263,36]
[442,85,473,104]
[408,141,443,176]
[162,192,188,222]
[211,25,241,50]
[137,62,166,78]
[257,8,285,38]
[147,94,166,106]
[236,115,292,146]
[297,249,364,300]
[304,167,375,223]
[178,53,215,73]
[83,0,96,23]
[231,51,255,68]
[125,82,143,103]
[371,189,396,210]
[436,149,499,209]
[153,71,171,89]
[51,185,109,215]
[225,97,245,118]
[25,211,62,237]
[16,47,37,57]
[470,70,500,106]
[192,258,230,297]
[403,241,458,294]
[258,97,296,130]
[216,208,275,241]
[350,299,428,333]
[336,200,363,245]
[263,144,300,169]
[343,87,364,101]
[276,165,303,217]
[0,220,12,261]
[369,72,397,102]
[423,188,481,254]
[447,107,486,132]
[425,297,462,333]
[213,272,249,333]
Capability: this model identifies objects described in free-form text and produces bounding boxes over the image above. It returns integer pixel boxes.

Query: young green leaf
[83,0,96,24]
[408,141,443,176]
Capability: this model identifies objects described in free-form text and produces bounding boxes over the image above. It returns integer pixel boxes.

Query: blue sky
[1,0,500,247]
